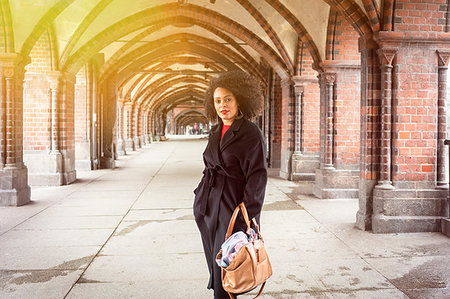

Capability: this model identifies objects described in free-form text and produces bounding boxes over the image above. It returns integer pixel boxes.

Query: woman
[193,70,268,299]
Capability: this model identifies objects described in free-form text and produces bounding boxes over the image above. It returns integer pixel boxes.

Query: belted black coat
[193,118,267,298]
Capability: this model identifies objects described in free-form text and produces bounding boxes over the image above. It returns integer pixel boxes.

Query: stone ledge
[372,215,441,234]
[313,187,359,199]
[441,218,450,237]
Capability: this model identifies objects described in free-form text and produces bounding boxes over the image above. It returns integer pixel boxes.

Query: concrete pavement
[0,137,449,298]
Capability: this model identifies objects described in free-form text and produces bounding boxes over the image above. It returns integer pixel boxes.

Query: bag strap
[226,282,266,299]
[225,202,252,239]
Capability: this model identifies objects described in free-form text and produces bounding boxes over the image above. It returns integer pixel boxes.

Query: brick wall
[61,75,75,151]
[394,0,447,32]
[74,66,88,144]
[333,11,360,61]
[302,82,320,153]
[23,32,52,152]
[392,46,438,183]
[334,68,361,167]
[271,76,282,145]
[298,45,320,153]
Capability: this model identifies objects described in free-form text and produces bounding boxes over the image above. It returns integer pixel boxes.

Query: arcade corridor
[0,138,449,298]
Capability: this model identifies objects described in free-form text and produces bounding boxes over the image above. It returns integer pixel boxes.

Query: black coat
[193,118,268,298]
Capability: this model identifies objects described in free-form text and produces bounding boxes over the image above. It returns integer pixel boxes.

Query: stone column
[436,50,449,188]
[313,62,360,199]
[99,82,116,169]
[324,72,336,169]
[375,48,397,190]
[44,71,77,185]
[125,102,135,151]
[0,53,30,206]
[133,106,141,148]
[279,77,294,180]
[291,76,320,181]
[116,99,126,156]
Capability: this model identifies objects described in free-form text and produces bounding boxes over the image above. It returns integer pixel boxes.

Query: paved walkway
[0,137,449,299]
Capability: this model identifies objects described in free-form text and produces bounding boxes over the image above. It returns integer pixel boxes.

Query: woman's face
[213,87,239,125]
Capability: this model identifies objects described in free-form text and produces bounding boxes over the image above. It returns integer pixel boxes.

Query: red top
[221,124,231,140]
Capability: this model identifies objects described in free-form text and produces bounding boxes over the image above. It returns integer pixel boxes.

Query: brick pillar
[313,61,360,199]
[99,81,116,169]
[134,106,141,148]
[269,76,281,168]
[372,32,448,233]
[146,109,152,143]
[124,102,135,151]
[142,108,150,144]
[45,71,77,185]
[74,66,92,170]
[0,53,31,206]
[116,99,126,156]
[279,77,294,180]
[291,76,320,181]
[356,34,379,230]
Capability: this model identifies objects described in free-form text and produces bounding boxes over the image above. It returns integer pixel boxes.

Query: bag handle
[225,202,263,240]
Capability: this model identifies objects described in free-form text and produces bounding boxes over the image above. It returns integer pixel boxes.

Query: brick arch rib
[360,0,381,32]
[137,76,207,108]
[264,0,322,67]
[140,76,208,103]
[47,24,59,70]
[236,0,294,74]
[326,7,339,61]
[59,0,113,67]
[21,0,75,58]
[151,89,205,113]
[0,0,14,52]
[101,20,264,84]
[327,0,372,36]
[382,0,395,31]
[63,3,290,79]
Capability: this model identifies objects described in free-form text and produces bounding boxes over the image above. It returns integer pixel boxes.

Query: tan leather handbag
[216,202,272,299]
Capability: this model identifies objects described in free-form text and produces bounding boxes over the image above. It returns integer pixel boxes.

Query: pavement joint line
[266,180,412,295]
[0,170,113,238]
[63,144,176,299]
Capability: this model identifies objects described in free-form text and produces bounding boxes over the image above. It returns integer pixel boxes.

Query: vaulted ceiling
[13,0,377,121]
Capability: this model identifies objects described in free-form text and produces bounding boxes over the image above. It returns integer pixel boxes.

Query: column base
[24,151,76,186]
[75,141,91,171]
[134,137,141,149]
[279,150,293,180]
[100,157,115,169]
[116,139,127,156]
[125,138,135,151]
[270,143,281,168]
[372,187,447,233]
[313,168,359,199]
[0,167,31,206]
[291,152,319,181]
[356,210,372,231]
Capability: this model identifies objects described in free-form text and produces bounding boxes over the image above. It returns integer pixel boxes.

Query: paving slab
[0,138,449,299]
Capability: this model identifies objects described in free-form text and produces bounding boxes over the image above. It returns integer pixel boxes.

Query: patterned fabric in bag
[216,229,256,268]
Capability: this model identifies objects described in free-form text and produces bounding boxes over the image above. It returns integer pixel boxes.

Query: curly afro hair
[204,70,264,123]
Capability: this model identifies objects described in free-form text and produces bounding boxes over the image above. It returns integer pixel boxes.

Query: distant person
[193,71,268,299]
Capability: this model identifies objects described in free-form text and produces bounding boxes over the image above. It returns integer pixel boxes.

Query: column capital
[437,50,450,67]
[376,48,397,66]
[323,72,336,84]
[280,77,294,88]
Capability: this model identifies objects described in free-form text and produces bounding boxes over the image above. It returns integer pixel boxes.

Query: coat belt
[199,165,244,216]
